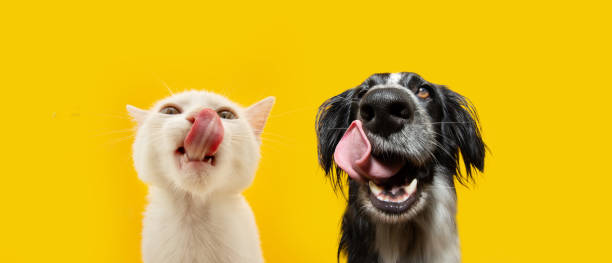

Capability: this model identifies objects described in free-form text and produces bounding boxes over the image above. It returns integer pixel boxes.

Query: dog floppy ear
[440,87,486,182]
[316,88,356,191]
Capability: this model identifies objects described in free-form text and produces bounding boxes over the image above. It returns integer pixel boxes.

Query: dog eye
[160,105,181,115]
[417,86,430,99]
[218,109,237,119]
[357,89,368,98]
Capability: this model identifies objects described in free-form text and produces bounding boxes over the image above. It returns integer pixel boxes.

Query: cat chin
[176,152,215,169]
[167,149,220,191]
[172,171,211,191]
[173,146,218,170]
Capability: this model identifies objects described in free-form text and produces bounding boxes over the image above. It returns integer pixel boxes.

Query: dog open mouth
[366,160,424,214]
[334,120,422,214]
[368,177,419,214]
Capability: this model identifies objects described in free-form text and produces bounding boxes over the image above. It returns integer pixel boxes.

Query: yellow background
[1,0,611,262]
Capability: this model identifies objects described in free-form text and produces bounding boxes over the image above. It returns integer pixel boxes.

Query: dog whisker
[268,106,316,119]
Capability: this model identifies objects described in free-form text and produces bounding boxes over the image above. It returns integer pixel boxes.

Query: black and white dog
[316,72,485,263]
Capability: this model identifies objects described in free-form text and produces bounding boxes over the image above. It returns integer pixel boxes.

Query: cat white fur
[128,90,274,263]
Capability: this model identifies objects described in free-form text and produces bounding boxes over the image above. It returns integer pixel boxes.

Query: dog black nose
[359,88,413,136]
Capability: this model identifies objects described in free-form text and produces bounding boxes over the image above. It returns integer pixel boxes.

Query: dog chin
[357,176,430,224]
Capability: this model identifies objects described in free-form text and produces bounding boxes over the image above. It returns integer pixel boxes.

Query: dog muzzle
[333,120,406,182]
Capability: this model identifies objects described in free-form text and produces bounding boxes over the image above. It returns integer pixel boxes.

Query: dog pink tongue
[184,109,224,161]
[333,120,405,182]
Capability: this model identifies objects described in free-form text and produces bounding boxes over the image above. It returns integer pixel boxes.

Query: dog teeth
[371,178,418,204]
[404,178,418,195]
[369,181,383,196]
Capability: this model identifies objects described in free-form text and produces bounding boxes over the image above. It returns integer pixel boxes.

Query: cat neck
[141,185,262,263]
[147,185,242,217]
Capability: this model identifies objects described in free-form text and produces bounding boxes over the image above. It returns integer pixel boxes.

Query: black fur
[438,87,486,183]
[316,88,358,192]
[315,72,486,262]
[338,180,379,263]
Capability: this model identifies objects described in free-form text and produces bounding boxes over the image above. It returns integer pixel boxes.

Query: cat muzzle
[184,108,224,162]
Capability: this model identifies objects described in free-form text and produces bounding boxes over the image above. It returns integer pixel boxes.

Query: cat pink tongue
[184,109,224,161]
[333,120,405,182]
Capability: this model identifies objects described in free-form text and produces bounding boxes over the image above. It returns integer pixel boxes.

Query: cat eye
[159,105,181,115]
[217,109,237,119]
[417,86,430,99]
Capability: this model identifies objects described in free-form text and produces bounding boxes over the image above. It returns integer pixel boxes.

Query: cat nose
[184,108,224,159]
[186,115,196,123]
[186,109,214,123]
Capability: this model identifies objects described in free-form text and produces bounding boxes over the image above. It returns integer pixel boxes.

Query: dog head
[316,72,485,223]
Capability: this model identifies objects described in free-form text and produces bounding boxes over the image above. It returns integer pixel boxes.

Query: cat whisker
[88,113,132,120]
[103,134,136,146]
[161,79,174,95]
[231,135,283,143]
[92,128,137,137]
[150,72,177,95]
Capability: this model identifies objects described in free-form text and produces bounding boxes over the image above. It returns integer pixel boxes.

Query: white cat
[127,90,274,263]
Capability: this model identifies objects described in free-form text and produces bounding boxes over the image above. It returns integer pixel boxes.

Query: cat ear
[245,97,275,139]
[126,105,149,124]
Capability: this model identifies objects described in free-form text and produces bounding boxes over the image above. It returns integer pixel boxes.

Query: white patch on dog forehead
[369,84,418,103]
[387,73,402,85]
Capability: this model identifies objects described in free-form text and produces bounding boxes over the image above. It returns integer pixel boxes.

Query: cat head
[128,90,274,197]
